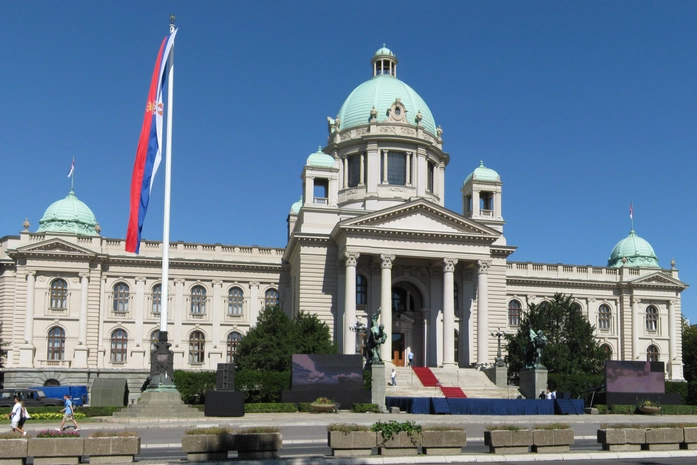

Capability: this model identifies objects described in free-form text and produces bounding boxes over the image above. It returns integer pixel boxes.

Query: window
[347,154,361,187]
[190,285,206,314]
[480,191,493,211]
[313,179,328,205]
[427,161,435,192]
[150,330,160,351]
[152,284,162,314]
[386,151,406,185]
[265,288,279,307]
[227,331,242,363]
[50,279,68,309]
[110,329,128,363]
[601,344,612,360]
[646,305,658,331]
[598,304,611,330]
[47,326,65,360]
[646,344,659,362]
[356,275,367,306]
[228,287,244,315]
[508,300,522,326]
[189,330,205,363]
[113,282,129,313]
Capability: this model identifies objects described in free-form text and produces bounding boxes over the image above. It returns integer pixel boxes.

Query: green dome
[608,229,660,268]
[306,147,335,168]
[464,161,500,184]
[337,75,437,136]
[290,196,303,214]
[375,45,394,57]
[37,190,99,236]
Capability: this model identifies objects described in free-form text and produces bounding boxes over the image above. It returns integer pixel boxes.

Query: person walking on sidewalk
[57,394,80,432]
[9,396,25,436]
[391,369,397,386]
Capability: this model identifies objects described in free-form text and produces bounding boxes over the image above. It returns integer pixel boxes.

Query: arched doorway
[391,282,424,367]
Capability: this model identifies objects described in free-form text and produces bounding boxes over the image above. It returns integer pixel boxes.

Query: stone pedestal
[112,390,203,420]
[484,365,508,388]
[371,363,386,411]
[519,367,548,400]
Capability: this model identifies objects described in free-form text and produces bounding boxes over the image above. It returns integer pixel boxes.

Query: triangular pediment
[12,238,96,257]
[629,271,688,288]
[338,199,500,239]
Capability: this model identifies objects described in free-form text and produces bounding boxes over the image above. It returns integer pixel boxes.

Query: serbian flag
[125,29,177,254]
[629,202,633,220]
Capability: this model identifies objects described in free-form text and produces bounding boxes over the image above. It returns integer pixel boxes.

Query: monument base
[519,367,548,400]
[371,363,386,411]
[484,365,509,388]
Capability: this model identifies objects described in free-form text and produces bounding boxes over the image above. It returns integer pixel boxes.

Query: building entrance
[392,333,405,366]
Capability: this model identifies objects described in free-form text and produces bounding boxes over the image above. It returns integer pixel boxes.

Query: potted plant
[531,423,574,453]
[371,420,422,456]
[181,427,234,461]
[0,431,29,465]
[484,425,532,454]
[597,423,646,451]
[28,430,82,465]
[84,431,140,464]
[311,397,338,413]
[327,424,376,456]
[233,427,282,460]
[421,425,466,455]
[638,400,661,414]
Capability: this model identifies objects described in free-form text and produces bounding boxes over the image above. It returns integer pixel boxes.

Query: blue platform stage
[385,397,584,415]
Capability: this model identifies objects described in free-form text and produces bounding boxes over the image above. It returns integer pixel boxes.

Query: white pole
[160,23,175,334]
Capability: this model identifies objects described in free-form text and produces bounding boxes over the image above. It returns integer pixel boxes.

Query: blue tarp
[386,397,571,415]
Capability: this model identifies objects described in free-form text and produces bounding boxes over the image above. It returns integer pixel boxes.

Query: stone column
[19,271,36,367]
[476,260,490,366]
[632,296,639,360]
[129,277,146,369]
[382,150,388,183]
[406,152,412,185]
[172,279,185,368]
[359,153,365,185]
[668,300,676,362]
[442,258,458,367]
[73,273,92,368]
[380,254,395,364]
[343,252,360,354]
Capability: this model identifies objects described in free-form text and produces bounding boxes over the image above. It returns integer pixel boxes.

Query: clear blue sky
[2,2,695,320]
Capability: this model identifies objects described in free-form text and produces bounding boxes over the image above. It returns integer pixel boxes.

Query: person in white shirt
[545,389,552,400]
[390,369,397,386]
[8,396,25,436]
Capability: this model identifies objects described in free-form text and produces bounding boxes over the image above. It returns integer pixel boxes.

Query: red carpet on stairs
[412,367,439,387]
[440,386,467,398]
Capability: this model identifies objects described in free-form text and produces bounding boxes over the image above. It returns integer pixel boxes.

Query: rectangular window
[387,151,406,185]
[427,161,435,192]
[347,155,360,187]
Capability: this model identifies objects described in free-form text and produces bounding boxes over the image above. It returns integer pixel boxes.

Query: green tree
[294,311,337,355]
[682,316,697,382]
[505,293,606,378]
[235,305,297,372]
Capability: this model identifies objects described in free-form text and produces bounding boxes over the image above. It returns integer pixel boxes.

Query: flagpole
[71,157,75,191]
[160,18,175,338]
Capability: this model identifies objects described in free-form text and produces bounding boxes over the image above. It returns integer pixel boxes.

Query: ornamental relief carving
[355,128,367,137]
[477,260,491,274]
[400,127,416,136]
[341,131,352,140]
[37,275,47,282]
[388,187,405,193]
[379,126,396,134]
[423,133,435,143]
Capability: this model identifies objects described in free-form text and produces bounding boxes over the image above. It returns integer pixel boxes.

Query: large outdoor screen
[604,361,665,393]
[291,354,364,390]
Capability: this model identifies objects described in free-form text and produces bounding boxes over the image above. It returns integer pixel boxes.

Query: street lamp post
[490,326,507,367]
[349,320,367,356]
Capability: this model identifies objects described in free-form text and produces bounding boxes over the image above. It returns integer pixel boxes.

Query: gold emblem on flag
[146,100,164,116]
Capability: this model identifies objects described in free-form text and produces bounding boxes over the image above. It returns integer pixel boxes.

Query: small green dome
[290,196,303,215]
[337,71,437,136]
[464,161,500,185]
[306,147,335,168]
[375,45,394,57]
[608,229,660,268]
[37,190,99,236]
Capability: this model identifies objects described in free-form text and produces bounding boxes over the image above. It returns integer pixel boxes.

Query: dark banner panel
[605,361,665,393]
[291,354,364,391]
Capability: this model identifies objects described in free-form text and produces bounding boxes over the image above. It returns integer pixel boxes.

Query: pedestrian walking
[8,396,25,436]
[57,394,80,432]
[408,351,414,367]
[391,368,397,386]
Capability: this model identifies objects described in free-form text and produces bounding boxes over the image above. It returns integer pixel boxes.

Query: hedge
[546,373,603,399]
[0,406,121,418]
[352,403,380,413]
[173,369,217,404]
[244,403,297,413]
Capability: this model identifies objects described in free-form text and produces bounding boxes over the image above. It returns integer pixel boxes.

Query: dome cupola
[37,189,100,236]
[608,229,660,268]
[464,161,500,184]
[306,147,335,168]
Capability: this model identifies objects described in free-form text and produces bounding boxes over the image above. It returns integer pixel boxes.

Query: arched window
[150,330,160,351]
[571,303,582,314]
[227,331,242,363]
[598,304,611,330]
[356,275,367,305]
[191,286,207,314]
[646,305,658,331]
[50,279,68,309]
[189,331,205,363]
[152,284,162,314]
[110,329,128,363]
[601,343,613,360]
[47,326,65,360]
[264,288,279,307]
[508,300,522,326]
[228,287,244,315]
[44,379,60,387]
[538,301,550,311]
[113,282,130,313]
[646,344,659,362]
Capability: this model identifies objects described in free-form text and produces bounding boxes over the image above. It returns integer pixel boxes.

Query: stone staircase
[110,390,204,421]
[384,367,520,399]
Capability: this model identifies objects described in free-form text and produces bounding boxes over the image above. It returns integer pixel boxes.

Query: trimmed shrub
[666,381,688,404]
[327,423,370,432]
[351,403,380,413]
[243,403,297,413]
[297,402,313,412]
[89,431,138,437]
[173,370,217,404]
[185,427,233,435]
[547,373,603,399]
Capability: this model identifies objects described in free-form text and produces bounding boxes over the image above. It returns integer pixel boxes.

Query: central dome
[37,190,99,236]
[337,47,437,136]
[608,229,659,268]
